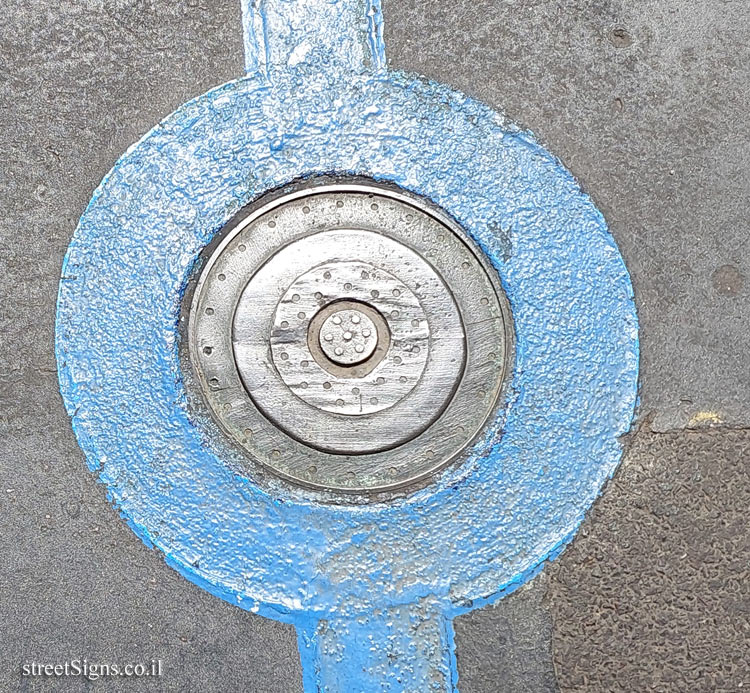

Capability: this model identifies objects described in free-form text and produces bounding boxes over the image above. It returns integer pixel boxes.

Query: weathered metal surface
[189,184,506,490]
[307,298,392,379]
[54,0,639,690]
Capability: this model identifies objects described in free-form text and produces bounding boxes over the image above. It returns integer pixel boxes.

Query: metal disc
[188,182,512,493]
[318,307,378,366]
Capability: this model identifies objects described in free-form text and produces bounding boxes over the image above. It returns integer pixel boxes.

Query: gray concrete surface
[1,0,748,691]
[550,429,750,690]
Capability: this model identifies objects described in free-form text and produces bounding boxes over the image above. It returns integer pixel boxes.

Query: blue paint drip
[366,0,387,73]
[240,0,269,77]
[55,1,639,691]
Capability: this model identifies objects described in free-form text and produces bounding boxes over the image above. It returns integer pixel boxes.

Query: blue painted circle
[55,71,638,622]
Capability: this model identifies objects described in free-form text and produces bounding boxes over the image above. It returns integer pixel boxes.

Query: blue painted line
[298,601,458,692]
[242,0,386,78]
[56,1,639,690]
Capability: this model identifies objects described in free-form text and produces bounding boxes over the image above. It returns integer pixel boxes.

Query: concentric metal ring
[187,182,513,493]
[235,230,457,449]
[306,299,392,379]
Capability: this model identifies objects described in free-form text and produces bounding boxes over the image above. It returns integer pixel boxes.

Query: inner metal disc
[318,306,378,365]
[188,182,512,493]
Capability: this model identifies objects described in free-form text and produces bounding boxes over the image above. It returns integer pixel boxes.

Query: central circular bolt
[318,308,378,366]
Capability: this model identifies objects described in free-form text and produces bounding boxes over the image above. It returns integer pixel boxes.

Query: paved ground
[551,428,749,691]
[1,0,748,690]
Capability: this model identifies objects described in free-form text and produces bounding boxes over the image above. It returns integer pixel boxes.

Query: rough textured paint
[55,0,639,690]
[242,0,386,77]
[297,601,457,692]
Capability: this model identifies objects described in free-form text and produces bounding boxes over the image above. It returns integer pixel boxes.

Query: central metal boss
[188,182,512,494]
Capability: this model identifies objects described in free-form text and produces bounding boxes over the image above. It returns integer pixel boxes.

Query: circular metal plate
[188,183,512,492]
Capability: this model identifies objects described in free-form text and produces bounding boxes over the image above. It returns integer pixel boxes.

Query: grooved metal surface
[189,183,508,492]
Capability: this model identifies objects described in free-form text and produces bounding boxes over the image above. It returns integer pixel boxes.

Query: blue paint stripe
[241,0,387,79]
[297,604,458,692]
